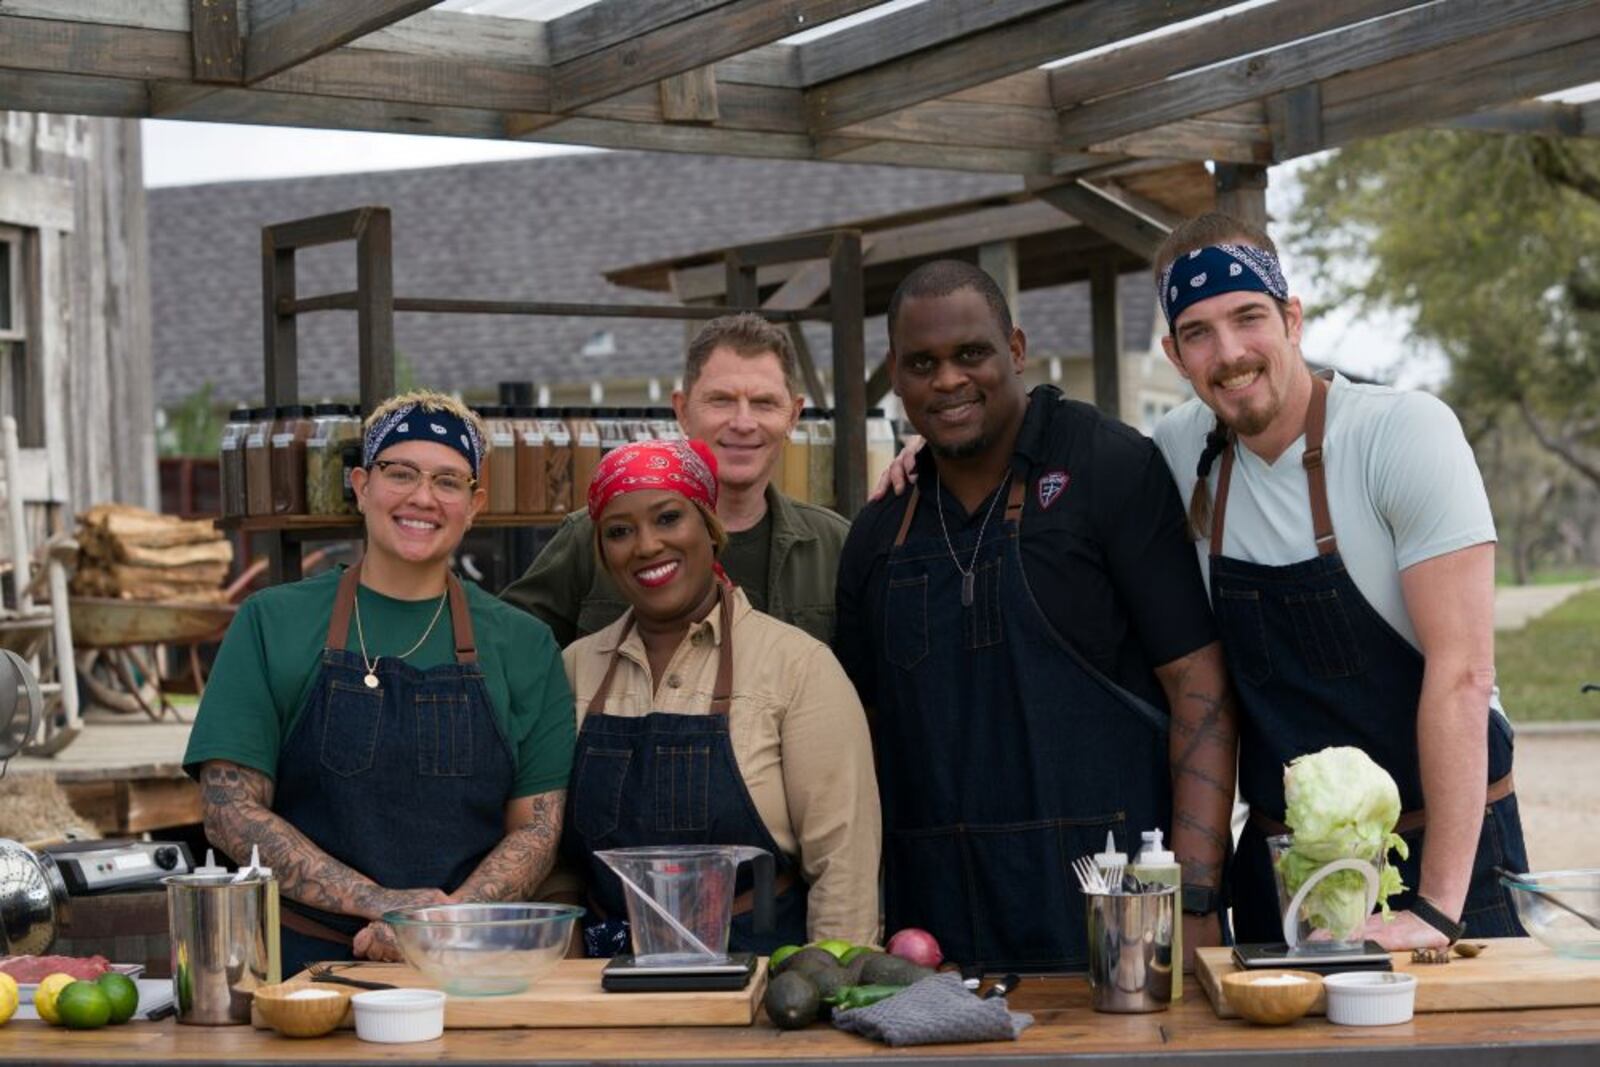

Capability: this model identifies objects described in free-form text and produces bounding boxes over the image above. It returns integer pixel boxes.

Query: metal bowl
[1502,869,1600,959]
[0,838,69,955]
[382,902,583,997]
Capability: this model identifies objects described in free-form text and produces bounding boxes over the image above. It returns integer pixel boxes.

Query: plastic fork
[1072,855,1107,894]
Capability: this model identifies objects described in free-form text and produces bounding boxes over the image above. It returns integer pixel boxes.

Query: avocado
[842,950,881,984]
[859,953,935,987]
[764,971,821,1030]
[781,946,843,977]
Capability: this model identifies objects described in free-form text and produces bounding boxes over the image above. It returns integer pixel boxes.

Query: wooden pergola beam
[1047,0,1421,108]
[805,0,1229,134]
[1032,180,1170,259]
[1056,0,1594,149]
[545,0,734,66]
[550,0,880,113]
[795,0,1066,86]
[1438,100,1589,137]
[244,0,443,84]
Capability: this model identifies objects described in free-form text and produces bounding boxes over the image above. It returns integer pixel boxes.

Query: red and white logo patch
[1037,470,1070,510]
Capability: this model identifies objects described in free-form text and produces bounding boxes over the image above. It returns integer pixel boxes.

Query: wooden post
[1089,260,1121,419]
[261,237,296,408]
[978,240,1020,325]
[355,208,394,414]
[724,253,758,309]
[1215,163,1269,232]
[829,231,866,517]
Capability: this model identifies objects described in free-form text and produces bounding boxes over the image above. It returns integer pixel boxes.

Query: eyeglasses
[369,459,477,502]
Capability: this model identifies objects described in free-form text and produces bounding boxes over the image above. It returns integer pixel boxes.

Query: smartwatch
[1410,896,1465,944]
[1181,884,1220,917]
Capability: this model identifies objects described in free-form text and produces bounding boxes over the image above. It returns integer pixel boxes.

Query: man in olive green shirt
[503,314,846,645]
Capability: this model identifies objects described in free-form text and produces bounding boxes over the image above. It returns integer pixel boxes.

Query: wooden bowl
[1221,970,1323,1025]
[252,983,352,1038]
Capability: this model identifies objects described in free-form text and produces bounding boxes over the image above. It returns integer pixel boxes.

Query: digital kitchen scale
[42,839,194,894]
[1234,941,1394,974]
[601,952,757,993]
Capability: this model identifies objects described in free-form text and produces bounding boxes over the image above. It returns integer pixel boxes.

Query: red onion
[886,927,943,968]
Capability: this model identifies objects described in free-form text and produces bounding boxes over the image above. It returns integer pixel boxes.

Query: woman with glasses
[185,390,576,975]
[561,439,881,955]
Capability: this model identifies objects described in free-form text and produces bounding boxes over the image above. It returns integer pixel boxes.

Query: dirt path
[1514,729,1600,870]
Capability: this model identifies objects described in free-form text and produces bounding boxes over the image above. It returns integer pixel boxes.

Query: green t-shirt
[718,511,773,614]
[184,567,574,798]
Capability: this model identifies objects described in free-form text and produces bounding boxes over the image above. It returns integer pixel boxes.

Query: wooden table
[4,976,1600,1065]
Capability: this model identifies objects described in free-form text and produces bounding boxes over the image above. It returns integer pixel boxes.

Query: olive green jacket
[501,485,848,648]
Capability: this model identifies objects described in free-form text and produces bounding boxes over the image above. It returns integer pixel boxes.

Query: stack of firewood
[71,504,232,602]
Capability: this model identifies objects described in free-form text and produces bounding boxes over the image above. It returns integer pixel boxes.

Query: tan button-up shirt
[563,586,881,945]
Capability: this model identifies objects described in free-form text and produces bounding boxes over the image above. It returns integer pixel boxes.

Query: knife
[982,973,1022,1000]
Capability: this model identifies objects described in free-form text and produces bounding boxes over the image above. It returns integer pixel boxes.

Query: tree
[1289,130,1600,491]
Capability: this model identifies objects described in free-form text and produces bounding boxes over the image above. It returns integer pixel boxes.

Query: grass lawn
[1499,588,1600,721]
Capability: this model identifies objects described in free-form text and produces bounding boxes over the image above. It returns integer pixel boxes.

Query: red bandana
[586,439,720,522]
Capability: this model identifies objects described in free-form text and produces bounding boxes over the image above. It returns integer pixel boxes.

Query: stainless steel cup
[1085,887,1176,1013]
[163,873,270,1025]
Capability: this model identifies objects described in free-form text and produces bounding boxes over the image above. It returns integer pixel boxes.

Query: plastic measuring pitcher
[594,845,774,966]
[1268,834,1382,953]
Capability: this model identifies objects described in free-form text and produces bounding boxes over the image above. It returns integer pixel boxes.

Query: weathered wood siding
[0,113,156,525]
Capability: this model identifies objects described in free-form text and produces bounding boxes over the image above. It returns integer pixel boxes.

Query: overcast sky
[140,119,1429,386]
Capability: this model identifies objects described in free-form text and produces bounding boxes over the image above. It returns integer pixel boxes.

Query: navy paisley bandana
[362,403,484,476]
[1159,243,1289,328]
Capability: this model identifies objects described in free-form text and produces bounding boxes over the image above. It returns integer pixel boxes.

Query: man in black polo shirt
[835,260,1236,972]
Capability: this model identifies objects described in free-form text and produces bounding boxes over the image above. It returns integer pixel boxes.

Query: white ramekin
[350,988,448,1043]
[1322,971,1417,1026]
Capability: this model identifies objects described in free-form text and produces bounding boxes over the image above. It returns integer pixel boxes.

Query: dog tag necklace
[353,585,448,688]
[936,470,1011,607]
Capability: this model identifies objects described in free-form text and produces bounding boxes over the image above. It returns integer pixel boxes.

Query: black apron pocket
[965,556,1004,651]
[1284,589,1365,679]
[572,746,632,840]
[963,816,1125,970]
[1216,587,1272,685]
[320,681,383,778]
[654,743,711,834]
[415,691,473,777]
[884,575,929,670]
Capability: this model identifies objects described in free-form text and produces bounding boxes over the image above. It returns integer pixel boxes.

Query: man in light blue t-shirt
[1150,212,1527,951]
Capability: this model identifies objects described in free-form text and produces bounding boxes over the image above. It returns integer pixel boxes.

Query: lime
[0,973,17,1026]
[33,973,75,1026]
[768,944,803,971]
[56,981,112,1030]
[812,938,853,960]
[838,945,878,964]
[96,973,139,1025]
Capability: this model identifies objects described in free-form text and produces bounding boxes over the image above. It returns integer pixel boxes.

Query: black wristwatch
[1181,884,1220,917]
[1410,895,1465,944]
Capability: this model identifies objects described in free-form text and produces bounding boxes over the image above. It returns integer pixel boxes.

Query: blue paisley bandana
[362,403,484,476]
[1159,243,1289,328]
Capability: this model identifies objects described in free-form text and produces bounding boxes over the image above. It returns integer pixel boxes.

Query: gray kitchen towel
[832,974,1033,1046]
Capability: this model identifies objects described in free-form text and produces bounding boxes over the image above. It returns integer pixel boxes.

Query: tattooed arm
[198,760,448,922]
[453,790,566,903]
[1154,641,1239,959]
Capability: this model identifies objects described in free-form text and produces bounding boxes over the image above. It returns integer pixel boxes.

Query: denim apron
[566,581,807,956]
[875,476,1169,972]
[273,563,515,975]
[1212,373,1527,942]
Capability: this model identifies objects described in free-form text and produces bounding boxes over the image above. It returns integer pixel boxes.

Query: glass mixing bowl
[1501,870,1600,959]
[382,902,583,996]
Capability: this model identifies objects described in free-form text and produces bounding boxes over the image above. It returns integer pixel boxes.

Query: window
[0,227,42,447]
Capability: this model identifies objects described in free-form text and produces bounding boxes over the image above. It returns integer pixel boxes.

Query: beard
[928,428,992,461]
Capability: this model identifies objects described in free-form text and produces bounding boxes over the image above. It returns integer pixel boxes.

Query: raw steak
[0,954,110,982]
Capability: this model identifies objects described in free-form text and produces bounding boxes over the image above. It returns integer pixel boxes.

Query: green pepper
[825,984,907,1011]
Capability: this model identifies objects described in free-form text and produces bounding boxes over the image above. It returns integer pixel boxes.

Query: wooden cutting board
[1197,938,1600,1017]
[252,958,767,1029]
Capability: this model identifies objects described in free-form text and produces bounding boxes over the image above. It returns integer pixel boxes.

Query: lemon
[0,973,17,1026]
[96,973,139,1025]
[56,981,112,1030]
[812,938,853,960]
[768,944,803,971]
[33,973,76,1026]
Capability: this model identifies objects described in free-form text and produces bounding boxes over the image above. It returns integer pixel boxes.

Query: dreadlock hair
[1153,213,1280,540]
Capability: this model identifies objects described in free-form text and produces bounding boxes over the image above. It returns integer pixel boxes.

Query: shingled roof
[148,150,1157,409]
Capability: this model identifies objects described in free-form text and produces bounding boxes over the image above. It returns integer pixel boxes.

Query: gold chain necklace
[353,585,448,689]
